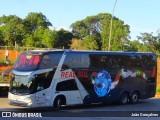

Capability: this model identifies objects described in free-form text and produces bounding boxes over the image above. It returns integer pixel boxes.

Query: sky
[0,0,160,40]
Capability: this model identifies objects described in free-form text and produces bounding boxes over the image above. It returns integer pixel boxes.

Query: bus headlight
[24,97,32,103]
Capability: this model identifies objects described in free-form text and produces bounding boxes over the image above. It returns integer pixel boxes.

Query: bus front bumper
[8,93,34,107]
[9,100,32,107]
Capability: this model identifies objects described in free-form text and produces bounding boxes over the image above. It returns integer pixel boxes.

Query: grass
[156,86,160,94]
[0,58,5,64]
[0,58,15,66]
[0,75,10,83]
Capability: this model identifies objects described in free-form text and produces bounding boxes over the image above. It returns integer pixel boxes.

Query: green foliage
[82,35,98,50]
[23,12,52,34]
[70,38,84,50]
[0,15,25,46]
[32,29,46,47]
[0,58,15,65]
[22,12,54,48]
[126,40,149,52]
[156,86,160,93]
[22,35,34,47]
[0,12,159,53]
[70,13,130,51]
[0,57,4,63]
[0,12,75,49]
[42,29,58,48]
[0,75,10,83]
[56,29,74,49]
[137,32,160,53]
[0,30,4,45]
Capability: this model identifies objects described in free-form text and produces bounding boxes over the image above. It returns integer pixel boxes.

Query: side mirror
[2,68,12,80]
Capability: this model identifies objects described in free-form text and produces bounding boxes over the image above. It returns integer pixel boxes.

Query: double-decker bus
[2,50,157,109]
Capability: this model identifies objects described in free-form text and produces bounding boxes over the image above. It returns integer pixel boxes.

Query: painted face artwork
[91,69,147,97]
[91,70,112,97]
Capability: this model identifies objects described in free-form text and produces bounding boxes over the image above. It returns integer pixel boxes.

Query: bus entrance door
[66,79,83,105]
[69,90,82,105]
[35,90,46,107]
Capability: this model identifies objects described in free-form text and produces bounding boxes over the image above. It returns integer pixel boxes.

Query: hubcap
[132,94,138,102]
[57,99,61,108]
[122,94,128,104]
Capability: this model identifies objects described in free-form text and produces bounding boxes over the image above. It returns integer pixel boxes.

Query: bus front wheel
[54,97,62,110]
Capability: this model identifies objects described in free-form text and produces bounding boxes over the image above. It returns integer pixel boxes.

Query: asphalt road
[0,97,160,120]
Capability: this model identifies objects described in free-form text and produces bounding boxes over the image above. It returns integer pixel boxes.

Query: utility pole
[108,0,118,51]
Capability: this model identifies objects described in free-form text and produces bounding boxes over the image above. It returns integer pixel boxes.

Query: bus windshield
[10,51,64,94]
[10,75,33,94]
[14,53,41,71]
[10,72,54,95]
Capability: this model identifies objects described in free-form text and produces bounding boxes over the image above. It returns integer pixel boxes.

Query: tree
[42,29,58,48]
[22,28,58,48]
[127,40,148,52]
[137,32,160,53]
[22,12,55,48]
[23,12,52,34]
[0,30,4,45]
[71,16,101,49]
[70,21,89,39]
[56,29,74,49]
[70,13,130,51]
[0,15,25,46]
[70,38,84,50]
[156,31,160,53]
[22,35,34,47]
[82,35,98,50]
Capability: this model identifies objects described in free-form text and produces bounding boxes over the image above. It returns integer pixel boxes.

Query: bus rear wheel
[130,92,139,103]
[120,92,129,105]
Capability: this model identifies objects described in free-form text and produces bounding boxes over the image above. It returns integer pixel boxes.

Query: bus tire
[120,92,129,105]
[54,97,62,110]
[54,96,66,110]
[130,91,139,104]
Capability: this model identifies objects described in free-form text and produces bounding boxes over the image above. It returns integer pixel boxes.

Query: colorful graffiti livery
[91,69,147,97]
[91,70,112,97]
[120,69,147,80]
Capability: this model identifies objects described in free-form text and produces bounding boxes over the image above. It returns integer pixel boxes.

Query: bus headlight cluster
[24,97,32,103]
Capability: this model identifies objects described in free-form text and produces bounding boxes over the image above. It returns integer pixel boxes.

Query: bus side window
[81,54,90,68]
[89,54,101,69]
[33,72,53,92]
[56,79,78,91]
[37,81,44,91]
[63,54,81,69]
[39,53,63,70]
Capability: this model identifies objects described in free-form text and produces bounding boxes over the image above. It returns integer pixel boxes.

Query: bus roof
[22,49,156,56]
[22,49,65,54]
[64,50,156,56]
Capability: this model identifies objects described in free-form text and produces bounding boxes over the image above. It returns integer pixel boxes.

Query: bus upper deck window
[39,55,51,69]
[17,54,27,66]
[14,53,41,71]
[28,55,40,65]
